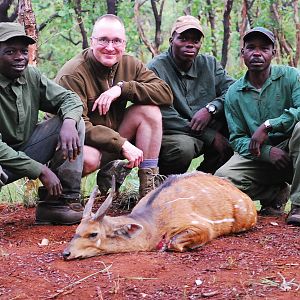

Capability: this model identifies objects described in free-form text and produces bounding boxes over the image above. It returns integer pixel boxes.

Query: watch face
[208,105,216,113]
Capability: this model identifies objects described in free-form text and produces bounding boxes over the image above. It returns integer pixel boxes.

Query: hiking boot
[35,187,83,225]
[286,205,300,226]
[260,183,290,216]
[96,160,132,194]
[138,167,166,198]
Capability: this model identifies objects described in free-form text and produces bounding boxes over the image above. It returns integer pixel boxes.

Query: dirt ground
[0,202,300,300]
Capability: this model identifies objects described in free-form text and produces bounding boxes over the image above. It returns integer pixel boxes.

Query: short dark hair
[95,14,124,27]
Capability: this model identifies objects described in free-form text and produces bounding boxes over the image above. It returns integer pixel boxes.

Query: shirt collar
[0,71,26,88]
[87,48,119,76]
[167,47,198,78]
[237,65,284,91]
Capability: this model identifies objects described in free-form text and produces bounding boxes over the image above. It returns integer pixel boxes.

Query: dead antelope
[63,172,257,260]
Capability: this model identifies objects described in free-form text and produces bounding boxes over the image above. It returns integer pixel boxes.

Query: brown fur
[63,172,257,259]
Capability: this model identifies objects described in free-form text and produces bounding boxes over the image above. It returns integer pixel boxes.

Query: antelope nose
[62,250,71,260]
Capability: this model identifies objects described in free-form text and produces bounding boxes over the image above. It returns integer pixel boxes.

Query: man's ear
[272,48,277,57]
[241,48,244,56]
[169,37,173,45]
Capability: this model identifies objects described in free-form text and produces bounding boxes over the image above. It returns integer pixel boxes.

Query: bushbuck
[63,172,257,260]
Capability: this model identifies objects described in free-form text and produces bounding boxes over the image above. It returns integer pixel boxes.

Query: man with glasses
[56,14,173,198]
[148,15,234,176]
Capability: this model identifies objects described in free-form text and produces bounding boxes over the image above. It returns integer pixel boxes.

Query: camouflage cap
[171,15,204,37]
[243,27,275,45]
[0,22,36,44]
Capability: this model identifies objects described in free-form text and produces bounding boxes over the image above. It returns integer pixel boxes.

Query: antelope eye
[89,232,98,238]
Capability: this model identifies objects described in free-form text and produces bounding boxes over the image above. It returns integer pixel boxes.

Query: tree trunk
[271,2,294,66]
[134,0,165,57]
[206,0,217,57]
[18,0,38,66]
[293,0,300,66]
[0,0,18,22]
[73,0,88,49]
[106,0,118,15]
[221,0,233,68]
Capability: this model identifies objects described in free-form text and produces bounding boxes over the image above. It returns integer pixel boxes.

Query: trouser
[215,122,300,206]
[158,134,229,176]
[2,116,85,198]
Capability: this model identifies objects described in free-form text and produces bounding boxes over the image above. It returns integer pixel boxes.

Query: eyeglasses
[92,37,125,47]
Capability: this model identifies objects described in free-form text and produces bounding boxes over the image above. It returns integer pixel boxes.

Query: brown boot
[260,183,290,216]
[286,204,300,225]
[138,167,166,198]
[35,187,83,225]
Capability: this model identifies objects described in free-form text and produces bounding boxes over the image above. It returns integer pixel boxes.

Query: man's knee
[83,146,101,176]
[214,165,226,177]
[129,105,162,125]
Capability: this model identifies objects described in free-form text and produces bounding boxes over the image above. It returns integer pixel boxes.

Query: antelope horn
[93,175,116,221]
[83,185,99,218]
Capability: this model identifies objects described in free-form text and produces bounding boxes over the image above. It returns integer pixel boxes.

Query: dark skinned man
[215,27,300,225]
[148,15,234,176]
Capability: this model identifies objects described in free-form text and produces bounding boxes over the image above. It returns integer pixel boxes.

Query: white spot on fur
[199,216,235,224]
[191,220,199,224]
[96,239,101,248]
[165,196,194,204]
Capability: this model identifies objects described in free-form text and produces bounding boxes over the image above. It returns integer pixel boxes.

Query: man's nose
[253,48,261,55]
[105,41,115,50]
[15,51,25,60]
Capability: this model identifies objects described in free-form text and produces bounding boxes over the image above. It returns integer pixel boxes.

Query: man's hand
[39,165,63,196]
[59,118,81,161]
[92,86,121,115]
[189,108,212,132]
[269,147,291,169]
[121,141,143,168]
[212,132,233,160]
[249,124,269,157]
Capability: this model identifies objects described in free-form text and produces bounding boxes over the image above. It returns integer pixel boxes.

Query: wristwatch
[264,120,273,132]
[116,81,124,90]
[205,103,217,115]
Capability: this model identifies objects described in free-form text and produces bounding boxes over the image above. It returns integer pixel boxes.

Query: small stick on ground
[47,264,112,299]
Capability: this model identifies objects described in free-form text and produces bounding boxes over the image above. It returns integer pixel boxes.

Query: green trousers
[158,134,231,176]
[215,122,300,206]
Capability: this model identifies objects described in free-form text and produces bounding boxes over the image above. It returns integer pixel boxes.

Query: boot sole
[35,219,80,225]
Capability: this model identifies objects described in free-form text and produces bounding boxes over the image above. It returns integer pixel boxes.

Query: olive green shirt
[148,48,235,144]
[225,65,300,162]
[0,66,83,179]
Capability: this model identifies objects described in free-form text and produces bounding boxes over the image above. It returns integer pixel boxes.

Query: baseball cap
[171,15,204,37]
[0,22,36,44]
[243,27,275,45]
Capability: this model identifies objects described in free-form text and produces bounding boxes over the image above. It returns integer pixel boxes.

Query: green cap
[0,22,36,44]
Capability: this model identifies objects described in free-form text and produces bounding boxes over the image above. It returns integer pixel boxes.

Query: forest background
[1,0,299,203]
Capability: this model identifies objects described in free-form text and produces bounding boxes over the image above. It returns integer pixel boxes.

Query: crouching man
[55,14,173,198]
[0,22,85,225]
[215,27,300,225]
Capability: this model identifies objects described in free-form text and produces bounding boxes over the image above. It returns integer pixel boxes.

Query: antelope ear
[113,223,143,239]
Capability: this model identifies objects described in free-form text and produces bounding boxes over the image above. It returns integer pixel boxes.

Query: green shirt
[148,48,235,144]
[0,66,83,179]
[225,65,300,162]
